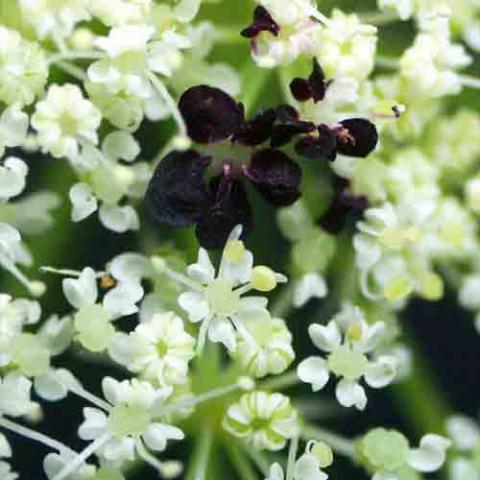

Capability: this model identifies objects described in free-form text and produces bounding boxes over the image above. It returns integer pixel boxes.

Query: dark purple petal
[320,176,368,234]
[335,118,378,158]
[178,85,244,144]
[241,6,280,38]
[275,104,300,122]
[195,177,253,249]
[145,149,210,227]
[289,59,328,103]
[295,124,337,160]
[233,108,276,146]
[244,148,302,206]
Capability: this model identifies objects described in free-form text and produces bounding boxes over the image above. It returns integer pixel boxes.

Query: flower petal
[335,379,367,410]
[178,85,244,143]
[446,415,480,451]
[178,291,210,322]
[240,5,280,38]
[295,125,337,160]
[146,149,211,227]
[244,148,302,207]
[407,434,451,473]
[208,317,236,351]
[297,356,330,392]
[308,321,341,352]
[233,108,276,146]
[364,356,397,388]
[62,267,98,309]
[143,423,185,452]
[290,59,328,103]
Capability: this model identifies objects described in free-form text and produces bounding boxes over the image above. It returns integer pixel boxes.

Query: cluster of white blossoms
[0,0,480,479]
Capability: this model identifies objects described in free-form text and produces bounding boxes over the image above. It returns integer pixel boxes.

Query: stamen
[52,433,110,480]
[0,417,76,456]
[1,255,46,297]
[195,315,213,356]
[151,256,202,291]
[65,383,112,412]
[135,439,183,478]
[286,435,300,480]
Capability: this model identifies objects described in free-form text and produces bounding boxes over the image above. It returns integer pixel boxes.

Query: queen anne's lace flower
[223,391,297,451]
[297,307,397,410]
[78,377,184,467]
[32,84,102,160]
[358,428,451,480]
[62,267,143,352]
[177,226,286,352]
[109,311,195,386]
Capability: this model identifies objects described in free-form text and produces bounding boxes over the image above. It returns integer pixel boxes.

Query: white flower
[233,314,294,378]
[0,106,29,158]
[63,267,144,352]
[0,373,35,417]
[297,309,396,410]
[223,391,297,451]
[18,0,91,39]
[69,183,98,222]
[43,451,96,480]
[78,377,184,467]
[177,226,286,352]
[293,273,327,308]
[0,157,28,202]
[109,312,195,386]
[378,0,414,20]
[32,84,102,159]
[90,0,152,26]
[316,10,377,81]
[0,27,47,106]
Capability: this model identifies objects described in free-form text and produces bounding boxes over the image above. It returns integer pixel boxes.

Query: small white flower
[109,311,195,386]
[297,308,396,410]
[18,0,91,39]
[0,373,35,417]
[90,0,152,26]
[63,267,144,352]
[69,183,98,222]
[0,106,29,158]
[293,273,327,308]
[177,226,286,352]
[223,391,297,451]
[32,84,102,159]
[0,27,47,106]
[78,377,184,467]
[0,157,27,202]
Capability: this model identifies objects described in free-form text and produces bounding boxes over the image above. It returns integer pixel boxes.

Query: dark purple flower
[290,59,330,103]
[320,176,368,234]
[178,85,244,144]
[295,124,337,161]
[146,86,302,249]
[241,6,280,39]
[335,119,379,158]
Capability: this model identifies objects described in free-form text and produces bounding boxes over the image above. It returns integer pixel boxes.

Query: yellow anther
[251,266,277,292]
[224,240,246,263]
[346,322,363,343]
[310,441,334,468]
[403,227,421,244]
[440,222,464,247]
[383,275,413,302]
[419,272,444,301]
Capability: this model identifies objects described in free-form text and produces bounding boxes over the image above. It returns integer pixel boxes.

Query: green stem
[286,436,299,480]
[239,61,271,116]
[239,443,271,477]
[272,284,294,318]
[186,428,214,480]
[302,425,356,459]
[225,442,259,480]
[359,10,400,25]
[259,371,299,391]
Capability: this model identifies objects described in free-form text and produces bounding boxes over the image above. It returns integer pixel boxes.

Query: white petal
[102,131,140,162]
[108,253,151,282]
[308,321,341,352]
[143,423,184,451]
[174,0,201,22]
[335,379,367,410]
[62,267,97,309]
[446,415,480,451]
[34,369,69,401]
[364,356,397,388]
[69,183,98,222]
[0,105,28,149]
[293,273,327,308]
[187,248,215,284]
[0,157,28,200]
[78,407,108,440]
[103,281,144,318]
[266,463,284,480]
[297,357,330,392]
[293,454,327,480]
[178,291,209,322]
[208,317,236,351]
[99,204,140,233]
[407,434,451,473]
[449,458,478,480]
[357,322,385,353]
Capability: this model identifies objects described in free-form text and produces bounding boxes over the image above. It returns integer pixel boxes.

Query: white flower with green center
[445,415,480,480]
[32,84,102,160]
[232,313,294,378]
[177,226,286,353]
[18,0,91,39]
[297,309,397,410]
[0,27,47,106]
[358,428,451,480]
[0,433,17,480]
[62,267,144,352]
[223,391,297,451]
[69,130,146,233]
[0,107,29,159]
[315,9,378,81]
[109,311,195,386]
[78,377,184,468]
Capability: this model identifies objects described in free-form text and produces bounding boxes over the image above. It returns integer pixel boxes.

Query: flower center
[156,339,169,358]
[205,278,240,317]
[202,142,252,177]
[108,403,150,437]
[60,112,79,137]
[250,416,270,431]
[327,344,368,380]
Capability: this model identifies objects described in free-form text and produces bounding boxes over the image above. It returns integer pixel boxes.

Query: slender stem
[164,266,202,291]
[302,425,356,459]
[239,61,271,116]
[459,74,480,90]
[53,433,110,480]
[135,439,180,477]
[67,384,112,412]
[359,10,400,25]
[286,436,299,480]
[40,266,106,278]
[148,73,187,137]
[375,55,400,70]
[0,417,76,456]
[55,61,87,81]
[0,255,45,297]
[186,427,214,480]
[215,27,245,44]
[259,371,299,391]
[235,283,253,296]
[48,50,103,65]
[224,442,258,480]
[240,443,271,476]
[196,315,212,357]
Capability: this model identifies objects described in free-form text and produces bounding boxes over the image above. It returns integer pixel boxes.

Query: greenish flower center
[328,344,368,380]
[205,278,240,317]
[156,339,169,357]
[108,403,150,437]
[250,416,270,431]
